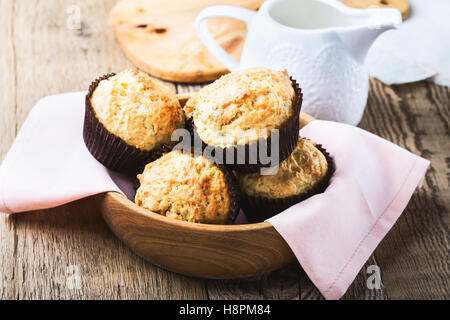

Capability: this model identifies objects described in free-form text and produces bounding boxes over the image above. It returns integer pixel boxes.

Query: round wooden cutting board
[110,0,263,83]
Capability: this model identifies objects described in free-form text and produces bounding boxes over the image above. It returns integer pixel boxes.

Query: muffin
[184,68,302,173]
[238,138,334,222]
[135,150,239,225]
[83,69,185,174]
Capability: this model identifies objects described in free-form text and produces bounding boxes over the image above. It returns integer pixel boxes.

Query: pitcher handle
[196,6,255,72]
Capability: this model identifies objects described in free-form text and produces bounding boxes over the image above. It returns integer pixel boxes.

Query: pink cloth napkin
[268,121,429,299]
[0,92,429,300]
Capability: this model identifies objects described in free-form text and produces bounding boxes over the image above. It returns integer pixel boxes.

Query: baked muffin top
[184,68,295,148]
[135,150,232,224]
[90,69,185,151]
[238,139,328,199]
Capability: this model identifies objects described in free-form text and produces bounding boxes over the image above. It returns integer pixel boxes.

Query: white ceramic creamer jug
[196,0,402,125]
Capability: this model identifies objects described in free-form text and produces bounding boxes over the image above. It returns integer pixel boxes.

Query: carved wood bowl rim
[105,191,272,232]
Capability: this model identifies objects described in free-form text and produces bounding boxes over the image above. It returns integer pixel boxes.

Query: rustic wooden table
[0,0,448,300]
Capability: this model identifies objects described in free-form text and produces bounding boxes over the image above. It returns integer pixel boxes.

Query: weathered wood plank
[206,262,301,300]
[360,79,450,300]
[0,0,19,300]
[0,0,16,160]
[10,199,208,299]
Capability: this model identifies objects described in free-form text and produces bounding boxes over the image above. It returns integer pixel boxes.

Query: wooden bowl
[98,111,315,279]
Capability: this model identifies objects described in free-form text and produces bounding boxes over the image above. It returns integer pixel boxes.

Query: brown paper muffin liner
[187,77,303,173]
[239,143,335,223]
[217,162,241,225]
[83,73,176,175]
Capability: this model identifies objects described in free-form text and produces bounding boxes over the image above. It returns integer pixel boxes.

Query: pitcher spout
[336,8,402,64]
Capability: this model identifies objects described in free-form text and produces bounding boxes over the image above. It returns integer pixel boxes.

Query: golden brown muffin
[238,139,329,199]
[135,150,236,224]
[184,68,296,148]
[91,69,185,151]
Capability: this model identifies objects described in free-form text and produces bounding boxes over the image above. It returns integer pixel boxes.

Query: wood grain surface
[0,0,448,300]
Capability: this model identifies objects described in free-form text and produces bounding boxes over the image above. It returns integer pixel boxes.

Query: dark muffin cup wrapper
[83,73,175,175]
[218,163,241,225]
[187,77,303,173]
[239,143,335,223]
